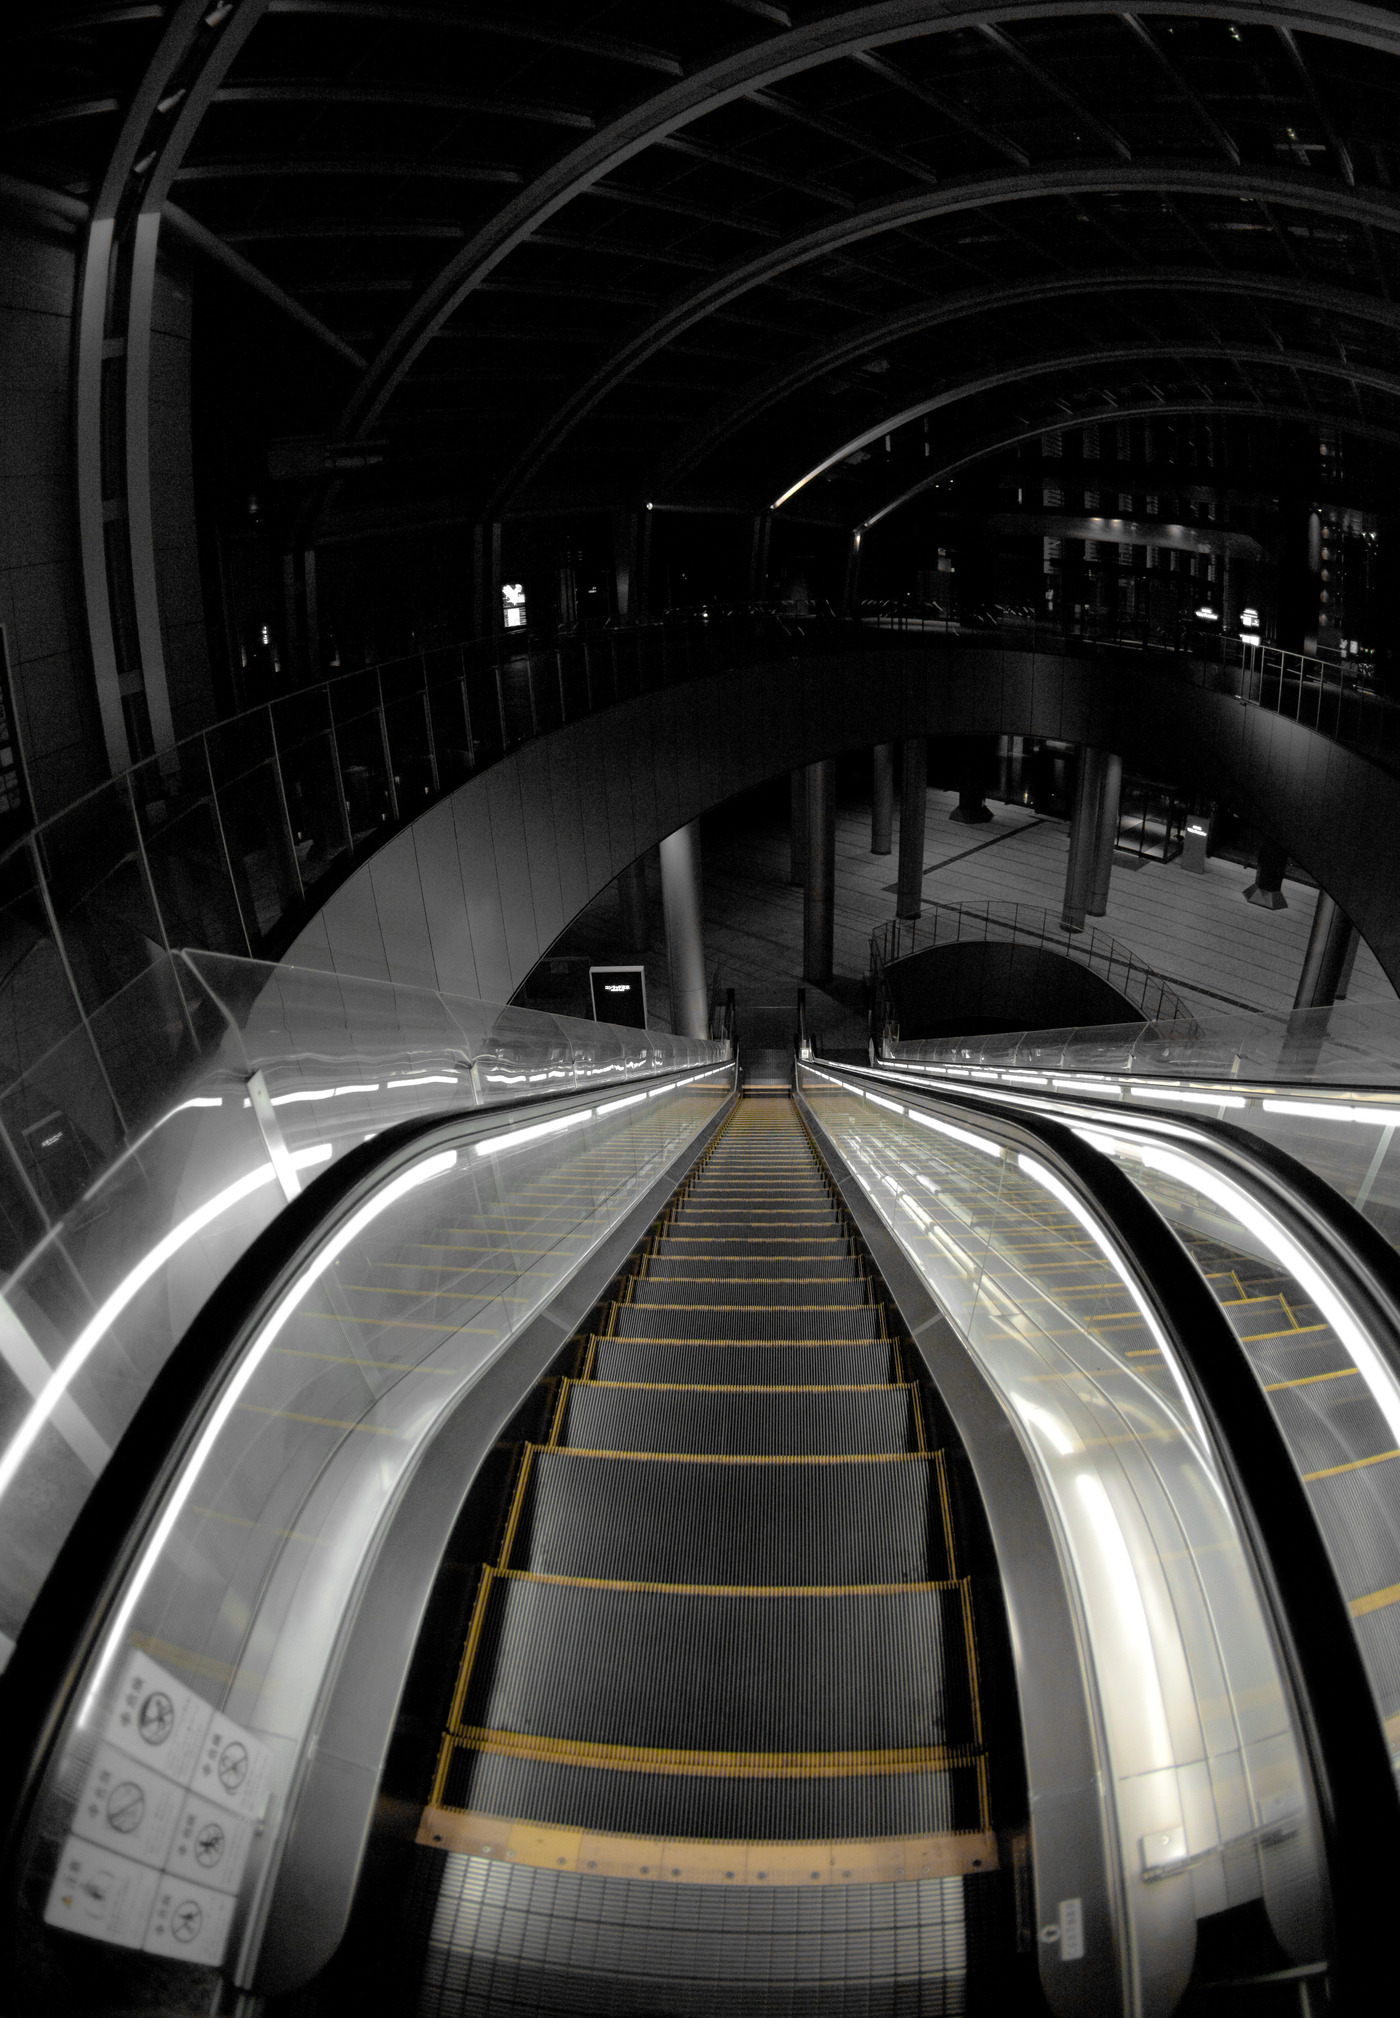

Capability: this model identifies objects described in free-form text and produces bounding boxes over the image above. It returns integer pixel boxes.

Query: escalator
[295,1094,1025,2015]
[18,1031,1400,2016]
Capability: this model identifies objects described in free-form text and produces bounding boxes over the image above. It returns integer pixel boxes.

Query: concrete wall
[282,644,1400,999]
[0,217,104,818]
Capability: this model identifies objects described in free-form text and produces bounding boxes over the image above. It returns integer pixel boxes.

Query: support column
[841,527,863,618]
[1088,753,1123,918]
[896,737,927,921]
[615,855,648,951]
[1244,840,1289,910]
[871,742,894,855]
[612,510,639,619]
[660,820,708,1040]
[1295,892,1358,1011]
[1062,746,1108,933]
[949,783,993,826]
[789,769,807,887]
[748,512,772,598]
[804,759,836,986]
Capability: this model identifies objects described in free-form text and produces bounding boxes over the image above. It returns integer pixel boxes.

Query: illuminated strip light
[0,1143,334,1511]
[81,1147,459,1715]
[1262,1099,1400,1128]
[1054,1079,1123,1098]
[1004,1072,1050,1086]
[598,1093,647,1115]
[1141,1142,1400,1455]
[270,1088,335,1105]
[906,1108,1001,1158]
[475,1110,594,1156]
[1130,1085,1246,1110]
[867,1093,904,1115]
[387,1075,459,1090]
[333,1083,379,1096]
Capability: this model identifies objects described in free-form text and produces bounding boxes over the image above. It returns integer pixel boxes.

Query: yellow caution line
[599,1338,887,1348]
[541,1446,928,1466]
[1264,1366,1358,1391]
[1237,1324,1330,1344]
[494,1568,953,1597]
[1304,1448,1400,1481]
[237,1403,403,1435]
[1350,1581,1400,1619]
[415,1809,998,1884]
[449,1727,979,1776]
[274,1345,456,1373]
[569,1380,909,1393]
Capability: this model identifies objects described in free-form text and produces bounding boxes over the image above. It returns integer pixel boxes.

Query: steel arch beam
[75,0,271,772]
[494,163,1400,514]
[657,268,1400,488]
[770,343,1400,508]
[860,402,1400,529]
[330,1,1400,449]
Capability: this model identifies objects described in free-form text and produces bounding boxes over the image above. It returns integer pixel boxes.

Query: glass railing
[797,1059,1333,2014]
[877,1002,1400,1256]
[8,1049,734,2009]
[860,603,1400,773]
[0,605,835,1279]
[0,948,728,1677]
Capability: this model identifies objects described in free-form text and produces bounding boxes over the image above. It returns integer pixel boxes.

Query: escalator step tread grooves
[559,1381,920,1456]
[419,1097,1005,2002]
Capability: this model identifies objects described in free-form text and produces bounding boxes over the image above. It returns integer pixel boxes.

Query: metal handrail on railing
[860,601,1400,773]
[869,899,1197,1042]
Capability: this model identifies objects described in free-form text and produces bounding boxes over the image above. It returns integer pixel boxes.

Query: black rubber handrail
[0,1060,730,1992]
[805,1062,1400,2006]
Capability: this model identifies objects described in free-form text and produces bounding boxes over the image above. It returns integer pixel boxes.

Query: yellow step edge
[491,1567,956,1597]
[444,1727,982,1776]
[533,1445,932,1466]
[415,1809,999,1885]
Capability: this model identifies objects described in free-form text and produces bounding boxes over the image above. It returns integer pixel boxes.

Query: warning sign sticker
[103,1652,212,1785]
[192,1712,271,1820]
[141,1871,236,1966]
[43,1842,159,1950]
[70,1742,185,1871]
[166,1791,254,1896]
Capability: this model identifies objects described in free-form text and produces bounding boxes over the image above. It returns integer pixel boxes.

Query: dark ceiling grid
[8,4,1400,542]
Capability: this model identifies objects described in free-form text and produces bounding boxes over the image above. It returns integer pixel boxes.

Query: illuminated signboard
[589,965,647,1030]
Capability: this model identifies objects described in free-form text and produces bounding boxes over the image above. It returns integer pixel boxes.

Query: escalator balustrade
[419,1097,1002,1885]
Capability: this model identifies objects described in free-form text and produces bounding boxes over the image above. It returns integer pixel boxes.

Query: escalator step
[590,1341,898,1383]
[437,1746,983,1843]
[510,1451,948,1584]
[460,1576,976,1755]
[559,1380,920,1456]
[607,1303,883,1342]
[627,1278,870,1309]
[644,1254,857,1280]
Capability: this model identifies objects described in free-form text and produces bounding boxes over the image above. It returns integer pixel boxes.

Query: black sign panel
[589,965,648,1029]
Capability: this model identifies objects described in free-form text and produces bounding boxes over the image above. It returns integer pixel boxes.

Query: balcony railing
[870,898,1197,1041]
[860,602,1400,774]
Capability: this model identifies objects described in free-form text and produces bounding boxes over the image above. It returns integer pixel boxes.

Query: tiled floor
[543,777,1397,1043]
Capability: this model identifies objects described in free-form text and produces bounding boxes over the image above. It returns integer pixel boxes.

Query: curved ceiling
[11,0,1400,534]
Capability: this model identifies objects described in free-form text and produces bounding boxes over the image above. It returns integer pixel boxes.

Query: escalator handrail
[861,1056,1400,1436]
[0,1060,735,1975]
[804,1060,1400,2004]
